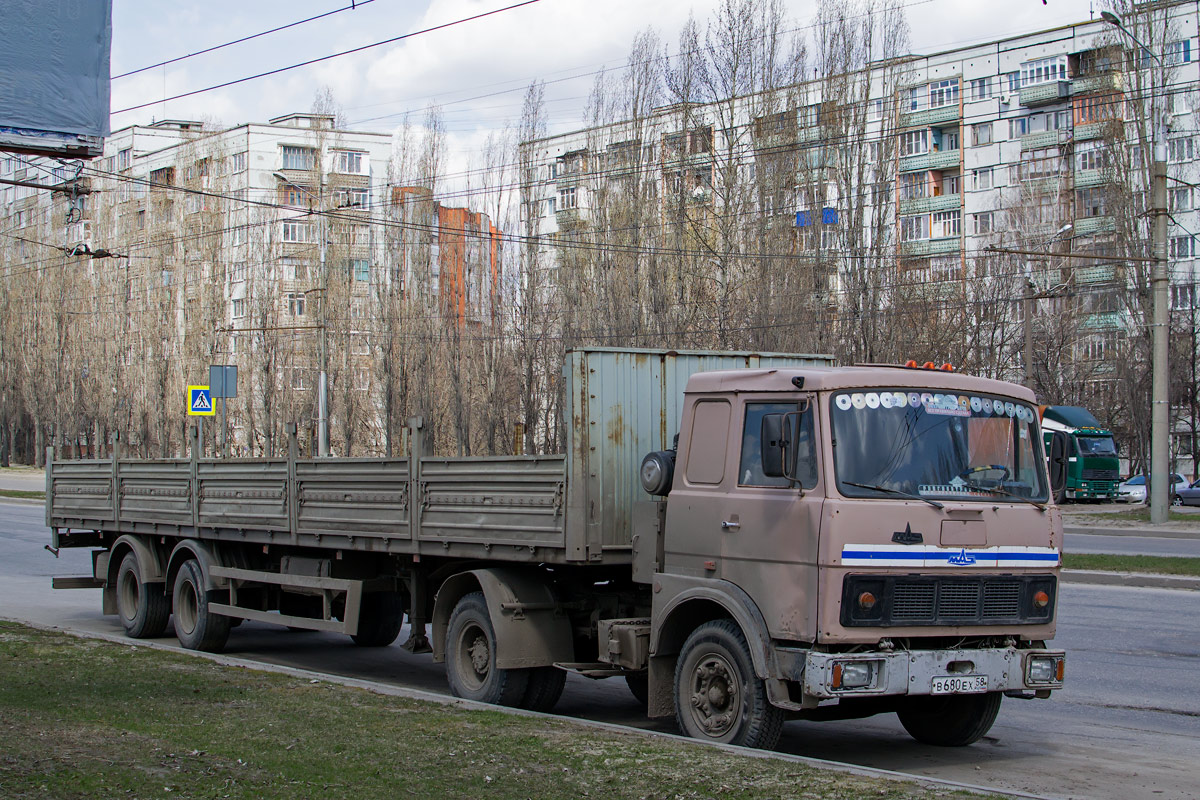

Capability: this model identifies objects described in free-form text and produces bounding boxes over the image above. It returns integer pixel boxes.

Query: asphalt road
[3,499,1198,799]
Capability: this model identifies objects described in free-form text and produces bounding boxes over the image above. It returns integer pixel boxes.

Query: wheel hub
[690,656,739,735]
[467,633,490,675]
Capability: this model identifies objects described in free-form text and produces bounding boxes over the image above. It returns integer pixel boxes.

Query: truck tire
[674,620,784,749]
[172,559,231,653]
[625,671,648,706]
[445,592,529,706]
[897,691,1002,746]
[116,551,170,639]
[519,666,567,712]
[351,591,405,647]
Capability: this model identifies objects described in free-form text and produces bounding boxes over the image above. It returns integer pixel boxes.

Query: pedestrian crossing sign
[188,385,215,416]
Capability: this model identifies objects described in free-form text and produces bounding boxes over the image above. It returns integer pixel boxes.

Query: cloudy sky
[109,0,1102,155]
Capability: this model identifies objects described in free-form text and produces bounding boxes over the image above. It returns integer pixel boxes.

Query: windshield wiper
[961,482,1047,511]
[843,481,944,510]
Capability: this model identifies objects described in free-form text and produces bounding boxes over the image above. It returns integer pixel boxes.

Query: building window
[868,98,884,120]
[1171,188,1193,212]
[1021,147,1061,181]
[1166,39,1193,65]
[335,150,366,174]
[972,167,994,190]
[899,130,929,157]
[942,172,961,195]
[1076,187,1107,217]
[230,262,247,283]
[931,255,960,281]
[1076,140,1109,171]
[545,197,556,215]
[972,122,992,146]
[230,225,247,247]
[1009,117,1030,138]
[1075,94,1116,125]
[933,210,961,238]
[116,148,132,171]
[1170,236,1196,259]
[287,293,306,316]
[1005,72,1021,93]
[292,370,309,391]
[231,298,246,318]
[900,214,930,241]
[900,173,927,200]
[347,259,370,282]
[559,186,577,209]
[973,211,994,234]
[940,130,960,151]
[281,183,310,207]
[970,77,992,101]
[281,145,316,171]
[230,152,247,173]
[928,79,959,109]
[1168,137,1195,163]
[281,256,308,281]
[1172,283,1198,309]
[281,221,314,242]
[1019,55,1068,87]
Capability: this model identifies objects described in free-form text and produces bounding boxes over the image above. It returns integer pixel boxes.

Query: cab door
[719,396,824,642]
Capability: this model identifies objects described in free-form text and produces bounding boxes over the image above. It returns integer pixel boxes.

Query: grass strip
[1063,552,1200,576]
[0,489,44,500]
[1070,508,1200,524]
[0,622,986,800]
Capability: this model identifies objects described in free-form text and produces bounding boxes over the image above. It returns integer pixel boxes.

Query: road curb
[1061,568,1200,591]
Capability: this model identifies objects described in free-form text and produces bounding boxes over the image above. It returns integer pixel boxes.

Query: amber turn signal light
[1033,590,1051,609]
[857,591,877,610]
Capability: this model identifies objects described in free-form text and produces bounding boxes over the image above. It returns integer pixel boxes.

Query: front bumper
[798,646,1065,701]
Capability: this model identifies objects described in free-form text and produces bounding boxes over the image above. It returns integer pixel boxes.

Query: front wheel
[674,620,784,749]
[172,559,231,653]
[897,692,1002,746]
[1172,494,1184,507]
[445,592,528,706]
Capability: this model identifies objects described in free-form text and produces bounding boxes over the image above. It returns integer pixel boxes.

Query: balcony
[898,193,961,216]
[1074,169,1106,189]
[1021,130,1070,151]
[900,104,961,128]
[1074,123,1104,142]
[1073,215,1115,235]
[1019,81,1071,107]
[1072,72,1123,95]
[899,237,960,258]
[899,149,960,173]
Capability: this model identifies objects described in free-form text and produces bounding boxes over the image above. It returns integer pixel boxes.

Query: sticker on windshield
[980,398,993,414]
[970,396,982,412]
[836,394,852,411]
[880,392,895,409]
[908,392,922,408]
[1004,401,1016,417]
[865,392,880,409]
[851,393,867,409]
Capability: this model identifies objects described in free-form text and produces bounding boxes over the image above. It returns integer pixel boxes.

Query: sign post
[208,365,237,459]
[188,385,215,456]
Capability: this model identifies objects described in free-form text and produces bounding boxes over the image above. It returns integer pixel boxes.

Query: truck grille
[1082,468,1119,481]
[841,575,1055,627]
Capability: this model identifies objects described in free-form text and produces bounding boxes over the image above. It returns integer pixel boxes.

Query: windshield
[831,389,1048,503]
[1077,435,1117,456]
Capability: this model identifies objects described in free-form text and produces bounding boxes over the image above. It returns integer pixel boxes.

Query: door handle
[721,520,740,530]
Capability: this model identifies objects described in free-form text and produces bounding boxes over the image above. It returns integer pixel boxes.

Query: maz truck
[1040,406,1120,503]
[45,348,1065,750]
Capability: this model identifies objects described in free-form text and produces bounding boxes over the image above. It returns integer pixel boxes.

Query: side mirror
[761,413,789,478]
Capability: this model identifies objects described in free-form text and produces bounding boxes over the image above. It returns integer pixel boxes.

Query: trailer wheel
[172,559,231,653]
[625,671,648,706]
[445,592,528,706]
[674,620,784,749]
[116,552,170,639]
[897,691,1002,746]
[519,666,567,712]
[351,591,405,647]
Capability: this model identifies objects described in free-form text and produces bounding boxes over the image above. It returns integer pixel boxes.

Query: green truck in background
[1040,406,1120,503]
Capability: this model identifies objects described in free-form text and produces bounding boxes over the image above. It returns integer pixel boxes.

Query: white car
[1116,474,1188,503]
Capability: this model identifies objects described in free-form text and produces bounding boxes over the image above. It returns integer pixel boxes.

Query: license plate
[931,675,988,695]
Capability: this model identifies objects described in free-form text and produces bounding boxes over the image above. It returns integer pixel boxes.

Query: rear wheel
[115,552,170,639]
[897,692,1002,746]
[674,620,784,749]
[351,591,405,647]
[172,559,231,653]
[625,671,648,706]
[445,592,528,706]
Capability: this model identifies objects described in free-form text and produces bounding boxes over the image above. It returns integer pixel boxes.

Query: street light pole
[1103,11,1171,523]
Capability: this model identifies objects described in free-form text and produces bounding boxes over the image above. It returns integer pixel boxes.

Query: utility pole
[1103,11,1171,523]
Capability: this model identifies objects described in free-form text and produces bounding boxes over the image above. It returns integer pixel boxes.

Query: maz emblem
[948,548,977,566]
[891,523,923,545]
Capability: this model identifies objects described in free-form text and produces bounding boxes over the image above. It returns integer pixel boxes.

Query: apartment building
[519,1,1200,469]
